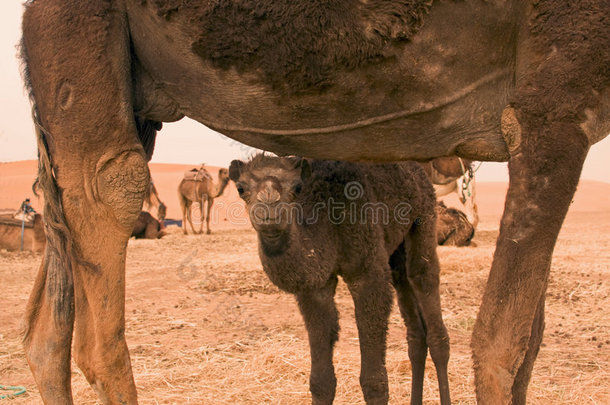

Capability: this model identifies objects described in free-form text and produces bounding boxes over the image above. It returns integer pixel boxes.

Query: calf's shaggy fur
[230,155,450,405]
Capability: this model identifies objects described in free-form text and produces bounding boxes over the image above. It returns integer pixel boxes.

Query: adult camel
[20,1,608,404]
[178,165,230,234]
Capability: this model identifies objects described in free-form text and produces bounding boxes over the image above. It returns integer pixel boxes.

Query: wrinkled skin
[20,0,609,404]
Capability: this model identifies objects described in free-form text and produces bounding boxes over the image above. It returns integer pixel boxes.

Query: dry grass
[0,210,608,404]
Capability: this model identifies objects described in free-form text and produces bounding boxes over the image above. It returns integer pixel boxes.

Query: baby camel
[230,155,450,405]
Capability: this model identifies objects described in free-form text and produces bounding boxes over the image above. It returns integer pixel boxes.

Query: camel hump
[183,165,212,181]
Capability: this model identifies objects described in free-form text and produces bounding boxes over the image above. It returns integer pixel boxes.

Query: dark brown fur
[192,0,432,93]
[230,155,450,404]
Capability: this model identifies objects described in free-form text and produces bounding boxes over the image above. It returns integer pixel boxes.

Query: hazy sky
[1,2,608,183]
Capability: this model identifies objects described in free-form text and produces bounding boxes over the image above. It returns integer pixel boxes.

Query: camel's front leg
[472,116,589,404]
[345,266,394,405]
[206,197,214,234]
[186,201,198,234]
[181,200,190,235]
[296,276,340,405]
[198,197,205,234]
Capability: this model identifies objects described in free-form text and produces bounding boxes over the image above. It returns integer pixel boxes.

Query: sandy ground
[0,160,608,404]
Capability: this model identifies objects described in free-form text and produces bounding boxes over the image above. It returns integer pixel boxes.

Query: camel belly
[126,0,518,161]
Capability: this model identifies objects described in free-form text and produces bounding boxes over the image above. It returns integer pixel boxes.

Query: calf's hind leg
[389,241,427,405]
[394,226,451,404]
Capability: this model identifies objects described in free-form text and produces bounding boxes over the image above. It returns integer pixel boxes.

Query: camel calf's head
[229,155,311,235]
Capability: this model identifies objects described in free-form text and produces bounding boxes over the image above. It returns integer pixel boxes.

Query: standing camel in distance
[422,157,479,229]
[230,154,450,405]
[20,1,608,403]
[178,166,230,234]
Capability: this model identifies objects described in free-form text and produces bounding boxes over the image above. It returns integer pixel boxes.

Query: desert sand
[0,160,608,404]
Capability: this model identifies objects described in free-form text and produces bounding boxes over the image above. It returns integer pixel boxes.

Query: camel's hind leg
[23,253,75,403]
[22,1,147,403]
[190,200,200,234]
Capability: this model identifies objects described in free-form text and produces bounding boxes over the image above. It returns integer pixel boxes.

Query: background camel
[131,211,164,240]
[20,1,608,404]
[0,213,46,253]
[178,166,230,235]
[422,157,479,229]
[143,181,166,225]
[230,155,450,404]
[435,201,475,247]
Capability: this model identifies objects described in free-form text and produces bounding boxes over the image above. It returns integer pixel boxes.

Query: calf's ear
[229,160,244,182]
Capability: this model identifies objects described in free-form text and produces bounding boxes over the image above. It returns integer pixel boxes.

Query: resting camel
[143,181,166,224]
[178,165,230,234]
[0,213,46,253]
[230,154,450,404]
[131,211,164,239]
[422,157,479,229]
[20,1,608,404]
[435,202,475,247]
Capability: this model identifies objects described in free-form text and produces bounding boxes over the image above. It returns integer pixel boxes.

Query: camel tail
[20,38,79,343]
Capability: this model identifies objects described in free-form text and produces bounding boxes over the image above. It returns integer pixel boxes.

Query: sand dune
[1,160,608,228]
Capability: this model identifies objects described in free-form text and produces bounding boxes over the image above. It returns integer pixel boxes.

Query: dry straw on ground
[0,208,608,404]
